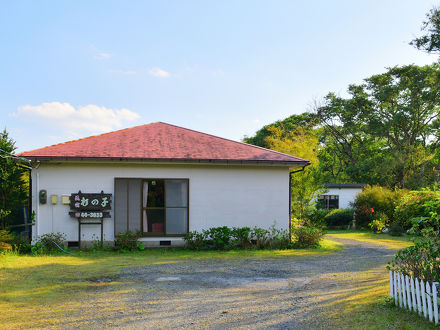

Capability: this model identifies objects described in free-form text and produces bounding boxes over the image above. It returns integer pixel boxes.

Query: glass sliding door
[165,180,188,234]
[142,179,189,236]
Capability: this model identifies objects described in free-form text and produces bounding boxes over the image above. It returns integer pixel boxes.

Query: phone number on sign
[75,212,103,218]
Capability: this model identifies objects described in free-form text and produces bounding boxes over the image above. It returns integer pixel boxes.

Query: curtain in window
[142,181,148,231]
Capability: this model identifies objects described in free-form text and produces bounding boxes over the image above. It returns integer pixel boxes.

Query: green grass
[1,233,431,329]
[323,230,434,329]
[325,230,413,249]
[0,239,341,328]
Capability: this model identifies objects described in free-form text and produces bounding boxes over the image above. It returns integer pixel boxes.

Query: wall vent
[67,241,79,248]
[160,240,171,246]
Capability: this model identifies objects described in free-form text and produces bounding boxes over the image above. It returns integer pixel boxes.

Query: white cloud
[148,67,171,78]
[14,102,140,135]
[94,52,112,60]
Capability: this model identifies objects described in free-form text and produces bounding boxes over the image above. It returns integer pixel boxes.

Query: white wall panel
[32,163,289,242]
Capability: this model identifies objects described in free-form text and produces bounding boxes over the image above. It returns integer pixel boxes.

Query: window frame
[318,194,339,209]
[141,178,189,237]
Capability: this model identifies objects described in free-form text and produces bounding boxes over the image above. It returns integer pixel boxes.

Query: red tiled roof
[21,122,309,165]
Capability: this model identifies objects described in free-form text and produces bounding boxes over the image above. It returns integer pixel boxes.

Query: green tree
[0,129,28,229]
[317,64,440,188]
[410,7,440,54]
[264,125,323,219]
[243,112,320,148]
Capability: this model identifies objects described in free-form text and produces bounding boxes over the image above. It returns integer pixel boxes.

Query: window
[318,195,339,209]
[114,178,189,237]
[142,179,188,236]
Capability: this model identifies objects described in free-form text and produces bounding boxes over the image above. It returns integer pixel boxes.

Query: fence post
[398,273,403,307]
[427,282,433,322]
[405,275,412,311]
[401,273,407,309]
[393,272,398,306]
[433,282,439,325]
[422,279,428,318]
[389,271,393,298]
[410,276,417,312]
[416,278,422,315]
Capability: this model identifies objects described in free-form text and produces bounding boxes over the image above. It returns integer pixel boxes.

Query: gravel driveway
[83,238,396,329]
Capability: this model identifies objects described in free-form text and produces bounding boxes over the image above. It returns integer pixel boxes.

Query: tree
[411,7,440,54]
[317,64,440,188]
[264,125,323,219]
[0,129,28,229]
[243,112,320,148]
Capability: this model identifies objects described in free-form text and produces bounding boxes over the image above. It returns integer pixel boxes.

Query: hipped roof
[21,122,309,166]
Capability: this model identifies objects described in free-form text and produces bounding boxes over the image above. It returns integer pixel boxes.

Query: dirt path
[83,238,396,329]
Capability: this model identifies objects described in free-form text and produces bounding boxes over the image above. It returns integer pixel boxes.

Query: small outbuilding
[318,183,365,209]
[22,122,308,247]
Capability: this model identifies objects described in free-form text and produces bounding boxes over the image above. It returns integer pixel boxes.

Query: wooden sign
[69,190,112,218]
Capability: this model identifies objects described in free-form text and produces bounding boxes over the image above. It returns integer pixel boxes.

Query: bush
[368,211,389,233]
[388,222,404,236]
[394,189,440,229]
[251,227,269,249]
[292,226,323,248]
[266,225,291,249]
[204,226,232,250]
[11,234,32,254]
[0,229,13,251]
[183,225,291,250]
[231,227,251,249]
[303,208,329,228]
[354,185,405,228]
[114,230,142,251]
[183,231,207,250]
[324,208,354,228]
[388,241,440,282]
[33,232,67,254]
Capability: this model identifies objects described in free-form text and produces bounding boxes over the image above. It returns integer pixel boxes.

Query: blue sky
[1,0,438,152]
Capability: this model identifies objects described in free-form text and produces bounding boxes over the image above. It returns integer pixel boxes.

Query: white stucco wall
[321,187,363,209]
[31,162,290,242]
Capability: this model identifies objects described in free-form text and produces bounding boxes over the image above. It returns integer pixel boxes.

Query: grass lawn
[324,230,436,329]
[0,238,341,328]
[1,233,433,329]
[325,230,414,249]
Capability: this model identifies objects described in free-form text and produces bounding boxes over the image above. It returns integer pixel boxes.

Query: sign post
[69,190,112,248]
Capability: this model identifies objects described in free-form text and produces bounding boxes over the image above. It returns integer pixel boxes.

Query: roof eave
[25,156,309,167]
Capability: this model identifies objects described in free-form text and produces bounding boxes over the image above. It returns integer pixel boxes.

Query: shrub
[324,208,354,228]
[231,227,251,249]
[388,222,404,236]
[114,230,142,251]
[394,190,440,229]
[368,211,389,233]
[292,226,323,248]
[184,225,292,250]
[183,231,207,250]
[354,185,405,228]
[0,229,13,243]
[33,232,67,254]
[267,225,291,249]
[368,219,385,233]
[388,241,440,282]
[303,208,329,228]
[251,227,270,249]
[11,234,32,254]
[203,226,232,250]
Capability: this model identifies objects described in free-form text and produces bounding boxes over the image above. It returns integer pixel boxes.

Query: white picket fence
[389,270,439,324]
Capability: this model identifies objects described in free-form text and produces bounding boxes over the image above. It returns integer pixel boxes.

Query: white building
[22,122,308,247]
[318,183,365,209]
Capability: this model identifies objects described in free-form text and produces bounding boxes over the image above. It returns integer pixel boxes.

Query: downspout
[28,168,32,241]
[289,163,310,243]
